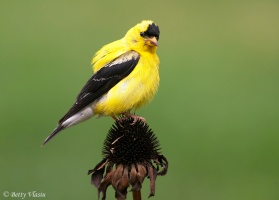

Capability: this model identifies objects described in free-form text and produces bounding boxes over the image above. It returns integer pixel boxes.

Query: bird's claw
[114,113,146,126]
[130,115,146,125]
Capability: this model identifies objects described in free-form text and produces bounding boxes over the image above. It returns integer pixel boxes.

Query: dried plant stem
[132,190,142,200]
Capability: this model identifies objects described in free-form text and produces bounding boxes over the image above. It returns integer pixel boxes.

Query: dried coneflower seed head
[88,117,168,200]
[103,119,161,165]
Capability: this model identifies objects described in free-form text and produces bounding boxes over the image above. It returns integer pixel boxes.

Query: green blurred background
[1,0,279,199]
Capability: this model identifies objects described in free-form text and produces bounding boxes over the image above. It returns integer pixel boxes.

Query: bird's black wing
[59,50,140,123]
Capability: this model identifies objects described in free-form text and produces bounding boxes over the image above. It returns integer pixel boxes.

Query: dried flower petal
[88,158,107,187]
[147,165,157,198]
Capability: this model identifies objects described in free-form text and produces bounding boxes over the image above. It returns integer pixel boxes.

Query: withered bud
[88,117,168,200]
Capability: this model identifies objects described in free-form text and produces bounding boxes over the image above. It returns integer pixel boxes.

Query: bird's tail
[42,125,65,146]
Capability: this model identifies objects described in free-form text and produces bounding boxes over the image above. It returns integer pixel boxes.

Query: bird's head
[124,20,160,52]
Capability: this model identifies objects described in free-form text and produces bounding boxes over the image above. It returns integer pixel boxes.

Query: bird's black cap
[140,23,160,40]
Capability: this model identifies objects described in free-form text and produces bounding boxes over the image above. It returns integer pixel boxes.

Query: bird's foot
[124,112,146,125]
[112,115,125,127]
[112,113,146,126]
[112,116,118,121]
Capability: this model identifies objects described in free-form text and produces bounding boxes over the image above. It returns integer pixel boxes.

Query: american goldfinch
[43,20,160,145]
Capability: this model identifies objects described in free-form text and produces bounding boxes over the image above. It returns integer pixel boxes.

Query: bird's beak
[146,37,158,47]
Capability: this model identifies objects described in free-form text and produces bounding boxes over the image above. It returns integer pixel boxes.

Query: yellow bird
[43,20,160,145]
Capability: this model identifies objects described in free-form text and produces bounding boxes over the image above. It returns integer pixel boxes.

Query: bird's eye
[140,32,146,37]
